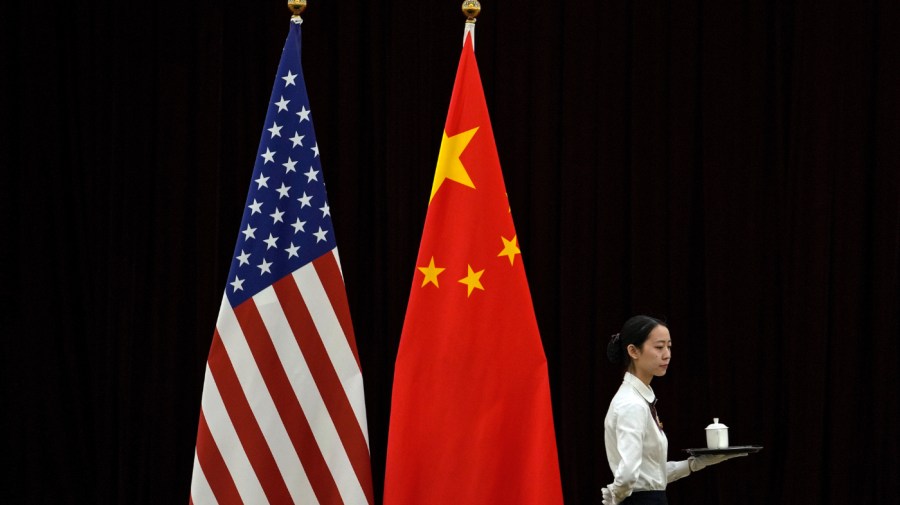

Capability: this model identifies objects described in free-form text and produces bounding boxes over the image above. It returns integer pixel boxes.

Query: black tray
[683,445,763,456]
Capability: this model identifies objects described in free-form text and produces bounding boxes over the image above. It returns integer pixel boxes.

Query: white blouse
[603,372,691,502]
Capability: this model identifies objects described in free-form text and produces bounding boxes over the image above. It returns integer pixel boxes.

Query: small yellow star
[430,127,479,203]
[417,256,445,288]
[498,235,521,265]
[458,264,485,297]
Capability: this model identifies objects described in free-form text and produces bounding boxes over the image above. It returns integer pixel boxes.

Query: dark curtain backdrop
[5,1,899,503]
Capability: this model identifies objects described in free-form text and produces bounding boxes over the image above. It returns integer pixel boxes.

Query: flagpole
[462,0,481,48]
[288,0,307,23]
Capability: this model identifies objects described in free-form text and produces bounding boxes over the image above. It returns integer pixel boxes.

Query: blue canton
[225,22,335,307]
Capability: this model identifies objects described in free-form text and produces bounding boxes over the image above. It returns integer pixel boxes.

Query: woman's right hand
[601,487,619,505]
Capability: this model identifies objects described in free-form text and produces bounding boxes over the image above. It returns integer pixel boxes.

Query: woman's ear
[627,343,641,360]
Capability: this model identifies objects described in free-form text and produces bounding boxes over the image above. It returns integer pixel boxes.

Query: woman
[602,315,745,505]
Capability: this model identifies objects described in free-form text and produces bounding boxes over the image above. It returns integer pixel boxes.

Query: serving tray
[683,445,763,456]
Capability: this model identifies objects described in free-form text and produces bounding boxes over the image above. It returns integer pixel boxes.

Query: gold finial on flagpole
[288,0,307,20]
[462,1,481,23]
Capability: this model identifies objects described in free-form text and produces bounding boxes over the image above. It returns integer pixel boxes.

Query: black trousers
[621,490,667,505]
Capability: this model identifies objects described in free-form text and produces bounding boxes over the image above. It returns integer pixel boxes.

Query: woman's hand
[601,487,619,505]
[689,453,748,472]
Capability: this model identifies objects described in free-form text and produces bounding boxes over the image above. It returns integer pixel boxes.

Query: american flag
[190,20,374,505]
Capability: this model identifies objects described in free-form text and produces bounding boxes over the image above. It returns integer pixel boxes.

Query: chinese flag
[383,31,564,505]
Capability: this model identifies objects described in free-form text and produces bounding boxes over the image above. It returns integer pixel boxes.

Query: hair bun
[606,333,622,364]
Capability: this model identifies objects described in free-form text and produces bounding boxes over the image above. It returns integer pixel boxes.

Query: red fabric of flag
[383,32,564,505]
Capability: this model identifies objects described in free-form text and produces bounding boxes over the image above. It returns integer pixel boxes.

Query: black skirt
[621,490,667,505]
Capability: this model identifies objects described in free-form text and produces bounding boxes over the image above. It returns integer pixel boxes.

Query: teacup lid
[706,417,728,430]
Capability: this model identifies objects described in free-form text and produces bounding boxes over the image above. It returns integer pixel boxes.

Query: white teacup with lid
[705,418,729,449]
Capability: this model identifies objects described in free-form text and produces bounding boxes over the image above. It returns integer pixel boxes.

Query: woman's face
[628,325,672,382]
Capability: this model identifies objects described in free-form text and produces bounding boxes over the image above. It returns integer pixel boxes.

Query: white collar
[623,371,656,403]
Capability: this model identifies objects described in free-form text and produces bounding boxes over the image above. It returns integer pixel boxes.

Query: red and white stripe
[191,249,373,504]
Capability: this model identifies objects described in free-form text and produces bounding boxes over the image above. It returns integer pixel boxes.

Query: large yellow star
[458,264,485,297]
[430,127,479,203]
[417,256,445,288]
[498,235,521,265]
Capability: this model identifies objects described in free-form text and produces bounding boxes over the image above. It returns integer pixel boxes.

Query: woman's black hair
[606,315,667,366]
